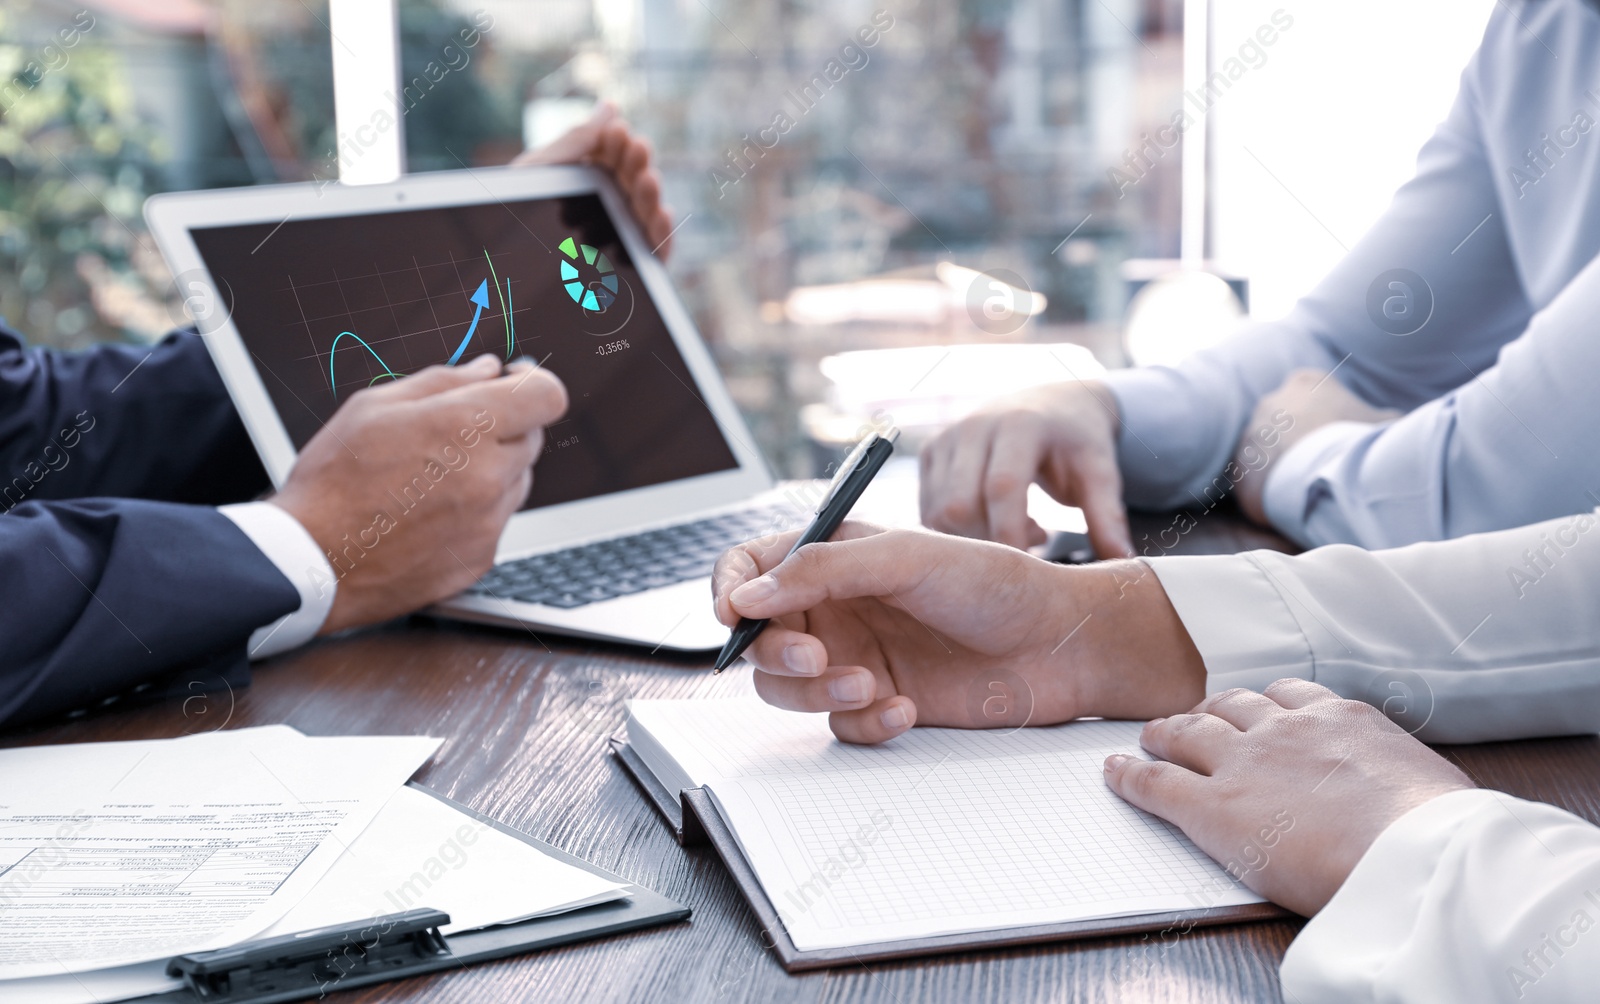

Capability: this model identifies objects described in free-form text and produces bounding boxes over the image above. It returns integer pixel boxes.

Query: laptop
[145,165,813,652]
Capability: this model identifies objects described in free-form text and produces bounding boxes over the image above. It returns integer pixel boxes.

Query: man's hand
[514,102,676,259]
[712,522,1206,744]
[271,355,567,635]
[1232,369,1402,526]
[1102,680,1474,916]
[920,381,1134,558]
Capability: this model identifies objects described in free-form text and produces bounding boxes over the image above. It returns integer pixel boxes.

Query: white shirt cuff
[219,502,336,659]
[1143,554,1316,693]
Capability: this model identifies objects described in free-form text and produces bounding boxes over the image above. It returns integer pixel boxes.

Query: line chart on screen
[316,248,520,401]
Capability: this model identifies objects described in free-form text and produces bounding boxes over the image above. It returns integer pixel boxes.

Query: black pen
[713,427,901,674]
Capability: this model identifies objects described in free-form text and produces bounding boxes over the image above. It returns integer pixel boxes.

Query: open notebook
[619,698,1281,968]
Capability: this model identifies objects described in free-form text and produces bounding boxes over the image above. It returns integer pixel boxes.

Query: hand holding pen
[713,428,900,673]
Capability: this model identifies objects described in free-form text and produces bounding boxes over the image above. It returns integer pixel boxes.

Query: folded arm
[1260,246,1600,547]
[1106,35,1531,544]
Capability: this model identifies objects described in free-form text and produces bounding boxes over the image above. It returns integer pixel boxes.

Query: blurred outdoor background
[0,0,1490,477]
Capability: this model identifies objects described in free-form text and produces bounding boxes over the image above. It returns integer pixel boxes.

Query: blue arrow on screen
[446,279,492,365]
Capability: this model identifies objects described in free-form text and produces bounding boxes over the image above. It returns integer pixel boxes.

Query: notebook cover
[614,740,1287,971]
[610,735,708,845]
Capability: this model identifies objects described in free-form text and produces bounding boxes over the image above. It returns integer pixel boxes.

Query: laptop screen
[189,193,738,511]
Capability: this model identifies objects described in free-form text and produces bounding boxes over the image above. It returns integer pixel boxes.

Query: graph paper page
[627,699,1263,951]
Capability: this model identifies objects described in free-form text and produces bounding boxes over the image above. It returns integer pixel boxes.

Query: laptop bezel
[145,165,774,560]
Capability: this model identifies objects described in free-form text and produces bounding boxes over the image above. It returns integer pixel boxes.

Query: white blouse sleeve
[1280,788,1600,1003]
[1144,509,1600,743]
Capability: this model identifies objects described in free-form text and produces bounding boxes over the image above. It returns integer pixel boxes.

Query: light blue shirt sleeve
[1101,3,1595,549]
[1263,244,1600,547]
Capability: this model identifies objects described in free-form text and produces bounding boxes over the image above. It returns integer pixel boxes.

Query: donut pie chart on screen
[560,236,634,336]
[560,237,618,311]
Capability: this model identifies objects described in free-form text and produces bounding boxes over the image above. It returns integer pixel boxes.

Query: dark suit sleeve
[0,498,300,728]
[0,322,268,508]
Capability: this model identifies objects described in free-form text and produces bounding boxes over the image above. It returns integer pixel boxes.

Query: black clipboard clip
[166,909,452,1002]
[143,785,688,1003]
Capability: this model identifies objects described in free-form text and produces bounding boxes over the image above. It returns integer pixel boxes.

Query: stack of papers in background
[0,726,629,1003]
[818,343,1107,436]
[815,343,1102,536]
[850,457,1088,536]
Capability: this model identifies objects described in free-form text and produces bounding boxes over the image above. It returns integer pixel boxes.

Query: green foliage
[0,4,165,348]
[0,0,516,349]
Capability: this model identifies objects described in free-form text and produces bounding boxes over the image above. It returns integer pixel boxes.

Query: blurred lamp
[781,265,1045,329]
[934,262,1047,323]
[1122,270,1244,368]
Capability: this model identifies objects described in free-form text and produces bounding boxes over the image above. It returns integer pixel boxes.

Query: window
[4,0,1188,475]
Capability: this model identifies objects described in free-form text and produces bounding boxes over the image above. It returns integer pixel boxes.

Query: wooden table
[8,511,1600,1003]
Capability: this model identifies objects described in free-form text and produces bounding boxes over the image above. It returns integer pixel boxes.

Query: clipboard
[144,783,689,1003]
[610,738,1286,972]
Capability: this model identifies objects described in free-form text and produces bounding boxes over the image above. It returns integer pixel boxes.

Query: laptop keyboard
[465,503,803,609]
